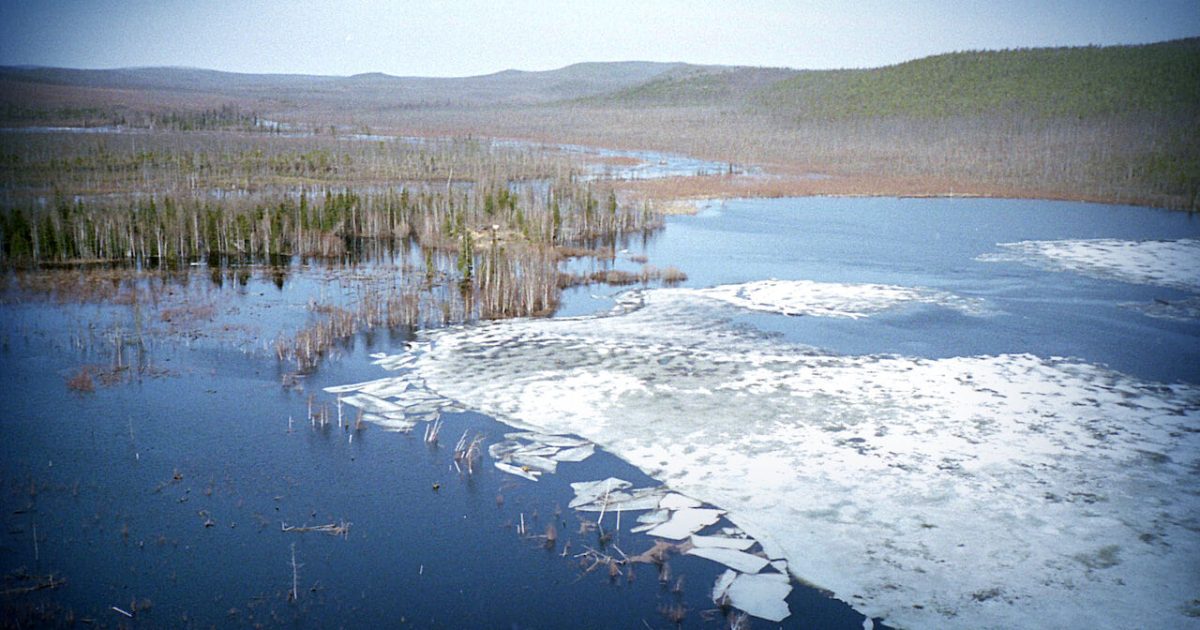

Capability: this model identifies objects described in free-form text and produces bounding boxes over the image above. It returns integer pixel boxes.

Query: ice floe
[564,474,793,621]
[383,282,1200,629]
[724,572,793,622]
[488,432,599,480]
[674,278,988,319]
[712,569,738,602]
[685,546,770,573]
[659,493,702,510]
[568,478,670,513]
[494,460,539,481]
[322,374,458,433]
[646,508,725,540]
[690,534,755,551]
[980,238,1200,292]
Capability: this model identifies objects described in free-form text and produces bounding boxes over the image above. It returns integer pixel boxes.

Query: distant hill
[0,61,691,108]
[588,65,800,106]
[757,38,1200,118]
[0,40,1196,209]
[4,40,1196,118]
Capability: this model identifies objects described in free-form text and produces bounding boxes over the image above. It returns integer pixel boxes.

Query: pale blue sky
[1,0,1196,76]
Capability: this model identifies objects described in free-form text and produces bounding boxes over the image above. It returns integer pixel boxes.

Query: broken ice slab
[568,478,632,508]
[572,487,667,512]
[770,559,788,574]
[690,534,756,551]
[356,378,413,398]
[638,509,670,524]
[369,352,388,360]
[504,432,591,448]
[726,572,792,622]
[371,353,419,370]
[551,444,595,462]
[659,493,702,510]
[324,377,396,394]
[368,383,415,399]
[514,445,561,458]
[631,507,670,533]
[508,452,559,474]
[646,508,725,540]
[394,391,445,405]
[339,393,405,414]
[372,417,417,433]
[401,404,444,416]
[686,547,770,574]
[494,461,540,481]
[488,440,523,460]
[712,569,738,602]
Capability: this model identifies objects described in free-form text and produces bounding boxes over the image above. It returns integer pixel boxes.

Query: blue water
[563,197,1200,384]
[0,265,879,627]
[5,196,1196,628]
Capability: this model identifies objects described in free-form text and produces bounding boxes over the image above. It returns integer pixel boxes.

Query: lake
[397,196,1199,628]
[3,196,1197,628]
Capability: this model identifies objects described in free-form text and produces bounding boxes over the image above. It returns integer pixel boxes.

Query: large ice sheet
[350,283,1200,629]
[981,238,1200,292]
[676,279,988,319]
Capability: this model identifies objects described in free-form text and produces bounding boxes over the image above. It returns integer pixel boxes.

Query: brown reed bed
[560,264,687,289]
[4,131,684,376]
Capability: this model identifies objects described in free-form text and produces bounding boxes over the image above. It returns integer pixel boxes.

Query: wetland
[2,39,1199,628]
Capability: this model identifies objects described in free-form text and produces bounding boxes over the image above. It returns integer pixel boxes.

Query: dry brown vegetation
[5,40,1198,211]
[0,130,676,373]
[3,41,1196,374]
[375,105,1197,210]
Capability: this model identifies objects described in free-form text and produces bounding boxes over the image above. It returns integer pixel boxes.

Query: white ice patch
[488,432,597,480]
[690,534,755,551]
[685,546,770,574]
[725,572,793,622]
[981,238,1200,292]
[646,508,725,540]
[674,279,987,319]
[385,284,1200,629]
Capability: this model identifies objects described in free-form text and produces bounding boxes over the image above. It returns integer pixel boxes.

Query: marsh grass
[452,431,485,476]
[3,132,678,373]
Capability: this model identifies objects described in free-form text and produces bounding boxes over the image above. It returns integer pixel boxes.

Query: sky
[0,0,1197,77]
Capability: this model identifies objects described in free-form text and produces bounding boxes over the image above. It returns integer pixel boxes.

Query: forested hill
[756,38,1200,119]
[2,38,1196,118]
[582,38,1200,120]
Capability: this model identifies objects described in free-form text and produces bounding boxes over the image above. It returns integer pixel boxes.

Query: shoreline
[618,170,1192,214]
